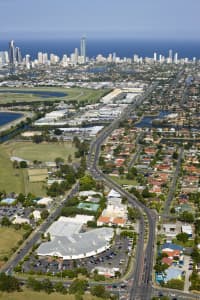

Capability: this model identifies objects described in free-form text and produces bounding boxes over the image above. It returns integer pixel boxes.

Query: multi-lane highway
[87,86,158,300]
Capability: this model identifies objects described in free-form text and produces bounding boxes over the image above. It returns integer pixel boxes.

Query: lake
[135,111,171,128]
[0,112,23,127]
[0,90,67,98]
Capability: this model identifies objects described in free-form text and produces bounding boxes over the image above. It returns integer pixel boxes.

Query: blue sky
[0,0,200,40]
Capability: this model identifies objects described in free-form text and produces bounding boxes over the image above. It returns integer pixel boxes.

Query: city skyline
[0,0,200,40]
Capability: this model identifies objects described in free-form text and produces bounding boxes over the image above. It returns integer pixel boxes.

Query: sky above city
[0,0,200,40]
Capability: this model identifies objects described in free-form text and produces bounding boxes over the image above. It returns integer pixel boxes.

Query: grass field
[0,144,24,193]
[10,141,76,162]
[0,141,76,195]
[109,176,138,186]
[28,169,48,183]
[0,87,109,104]
[0,227,24,267]
[0,290,102,300]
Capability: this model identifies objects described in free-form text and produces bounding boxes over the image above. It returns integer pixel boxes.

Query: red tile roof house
[162,257,173,266]
[155,164,172,172]
[158,173,170,181]
[184,165,200,174]
[144,147,157,155]
[97,216,126,227]
[148,178,164,187]
[149,185,162,194]
[162,250,181,260]
[97,216,111,226]
[115,158,125,167]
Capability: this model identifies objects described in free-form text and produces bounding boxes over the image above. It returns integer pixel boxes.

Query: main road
[87,85,158,300]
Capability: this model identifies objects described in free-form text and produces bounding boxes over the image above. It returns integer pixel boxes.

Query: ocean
[0,38,200,60]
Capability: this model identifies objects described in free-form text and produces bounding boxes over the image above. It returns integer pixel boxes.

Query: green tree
[54,281,67,294]
[128,207,140,221]
[27,277,42,291]
[17,193,25,204]
[176,232,189,243]
[0,273,21,292]
[41,209,49,220]
[91,285,109,298]
[165,279,184,290]
[79,175,96,191]
[19,161,28,168]
[1,216,11,226]
[172,151,178,159]
[179,211,194,223]
[42,278,54,294]
[118,166,124,175]
[69,279,88,295]
[54,128,62,135]
[55,157,64,167]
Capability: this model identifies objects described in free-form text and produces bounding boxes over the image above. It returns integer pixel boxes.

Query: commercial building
[97,189,127,227]
[37,215,114,260]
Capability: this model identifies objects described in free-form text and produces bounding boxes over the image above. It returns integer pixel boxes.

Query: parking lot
[0,205,31,222]
[22,235,133,277]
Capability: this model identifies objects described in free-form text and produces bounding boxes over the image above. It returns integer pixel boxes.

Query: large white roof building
[37,215,114,260]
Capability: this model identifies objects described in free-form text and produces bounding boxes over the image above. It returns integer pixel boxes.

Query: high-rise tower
[168,49,173,63]
[16,47,22,63]
[80,36,86,63]
[9,40,16,64]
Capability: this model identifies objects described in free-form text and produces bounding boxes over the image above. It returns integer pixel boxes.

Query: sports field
[10,141,76,162]
[0,87,109,104]
[0,227,24,267]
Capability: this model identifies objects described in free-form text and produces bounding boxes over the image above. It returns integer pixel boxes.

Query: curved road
[87,89,157,299]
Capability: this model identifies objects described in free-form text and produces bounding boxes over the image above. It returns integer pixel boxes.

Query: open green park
[0,227,25,267]
[0,87,109,104]
[0,141,76,195]
[109,176,138,187]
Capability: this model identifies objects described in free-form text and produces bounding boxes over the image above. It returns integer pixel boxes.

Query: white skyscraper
[153,52,157,62]
[174,52,178,64]
[80,36,86,63]
[38,52,43,64]
[169,49,173,63]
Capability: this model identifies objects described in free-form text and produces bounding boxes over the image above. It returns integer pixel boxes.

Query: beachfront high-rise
[9,40,16,65]
[16,47,22,63]
[80,36,86,63]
